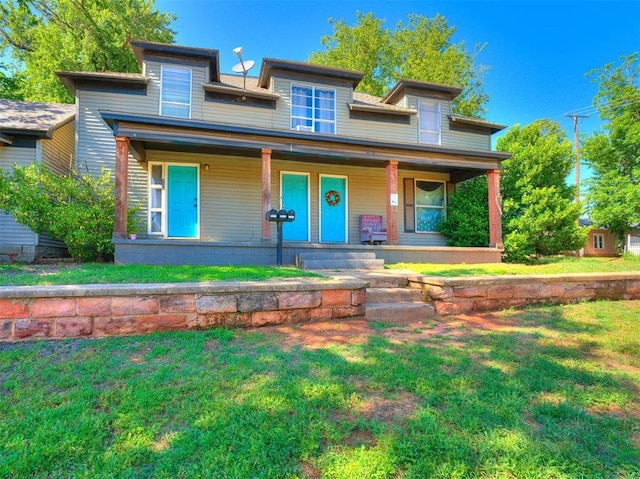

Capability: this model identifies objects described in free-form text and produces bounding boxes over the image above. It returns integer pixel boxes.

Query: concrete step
[365,302,435,322]
[364,275,410,288]
[367,287,424,303]
[300,258,385,270]
[297,252,377,261]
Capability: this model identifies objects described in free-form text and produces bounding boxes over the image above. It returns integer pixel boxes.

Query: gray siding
[0,146,38,246]
[41,120,75,175]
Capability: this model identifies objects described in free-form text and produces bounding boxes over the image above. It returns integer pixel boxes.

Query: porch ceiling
[102,110,508,179]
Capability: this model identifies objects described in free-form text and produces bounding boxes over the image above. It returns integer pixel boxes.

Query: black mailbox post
[266,208,295,266]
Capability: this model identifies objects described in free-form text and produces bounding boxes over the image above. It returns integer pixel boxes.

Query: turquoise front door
[320,176,347,242]
[281,173,309,241]
[167,165,198,238]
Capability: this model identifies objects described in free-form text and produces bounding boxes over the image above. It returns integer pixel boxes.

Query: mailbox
[266,206,296,266]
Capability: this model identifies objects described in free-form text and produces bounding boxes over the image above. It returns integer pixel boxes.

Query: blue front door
[281,173,309,241]
[320,176,347,242]
[167,165,198,238]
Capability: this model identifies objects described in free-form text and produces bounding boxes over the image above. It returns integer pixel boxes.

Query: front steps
[297,252,384,270]
[364,274,435,322]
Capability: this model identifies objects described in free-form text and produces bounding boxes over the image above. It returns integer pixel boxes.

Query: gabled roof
[129,39,220,83]
[0,99,75,143]
[258,58,363,89]
[383,79,463,104]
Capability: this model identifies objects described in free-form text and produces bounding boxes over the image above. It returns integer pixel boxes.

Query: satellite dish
[232,46,255,92]
[232,59,255,74]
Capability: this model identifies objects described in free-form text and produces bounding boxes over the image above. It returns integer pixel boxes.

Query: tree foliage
[583,53,640,241]
[0,163,139,261]
[0,0,175,103]
[309,12,488,117]
[444,120,587,260]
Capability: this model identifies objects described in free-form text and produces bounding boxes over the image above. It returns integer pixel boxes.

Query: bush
[438,176,489,246]
[0,163,138,261]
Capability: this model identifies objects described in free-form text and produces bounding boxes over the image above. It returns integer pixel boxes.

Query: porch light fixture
[204,164,210,170]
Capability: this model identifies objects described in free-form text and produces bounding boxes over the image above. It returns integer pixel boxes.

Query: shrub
[438,176,489,246]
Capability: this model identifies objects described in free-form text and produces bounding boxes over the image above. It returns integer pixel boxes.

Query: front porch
[113,237,502,266]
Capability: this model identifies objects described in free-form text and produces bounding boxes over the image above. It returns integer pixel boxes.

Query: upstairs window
[291,85,336,134]
[160,66,192,118]
[418,100,441,144]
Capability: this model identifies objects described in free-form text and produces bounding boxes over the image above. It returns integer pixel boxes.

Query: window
[415,180,446,232]
[160,66,192,118]
[593,233,605,250]
[418,100,441,144]
[291,85,336,133]
[148,163,164,234]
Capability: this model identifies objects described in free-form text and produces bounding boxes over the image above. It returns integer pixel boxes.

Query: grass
[390,256,640,277]
[1,301,638,478]
[0,264,320,286]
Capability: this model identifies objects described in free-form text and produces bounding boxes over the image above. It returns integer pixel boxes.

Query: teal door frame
[280,171,310,241]
[319,174,348,243]
[166,163,200,238]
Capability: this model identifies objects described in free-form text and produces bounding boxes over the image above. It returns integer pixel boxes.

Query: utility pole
[566,114,589,258]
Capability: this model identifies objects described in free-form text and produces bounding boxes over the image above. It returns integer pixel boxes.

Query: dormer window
[418,100,441,144]
[291,85,336,134]
[160,65,192,118]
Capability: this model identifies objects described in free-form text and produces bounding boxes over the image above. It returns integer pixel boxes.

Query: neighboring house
[0,99,75,262]
[584,227,619,257]
[55,39,510,266]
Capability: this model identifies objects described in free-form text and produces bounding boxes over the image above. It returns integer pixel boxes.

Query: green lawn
[390,256,640,277]
[0,264,320,286]
[1,301,638,478]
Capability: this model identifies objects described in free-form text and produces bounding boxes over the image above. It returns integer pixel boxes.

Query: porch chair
[360,214,387,245]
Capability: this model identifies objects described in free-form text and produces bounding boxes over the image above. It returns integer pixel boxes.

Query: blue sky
[156,0,639,178]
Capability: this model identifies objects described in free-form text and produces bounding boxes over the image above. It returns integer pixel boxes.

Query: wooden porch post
[487,168,503,248]
[114,135,130,238]
[386,160,399,245]
[261,148,272,242]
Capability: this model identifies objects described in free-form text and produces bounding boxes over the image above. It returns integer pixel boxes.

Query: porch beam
[487,168,503,248]
[386,160,398,245]
[261,148,272,242]
[129,140,146,163]
[114,135,130,238]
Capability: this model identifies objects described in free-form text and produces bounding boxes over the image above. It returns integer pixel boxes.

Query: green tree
[0,0,175,103]
[0,163,139,261]
[438,176,489,246]
[309,12,488,117]
[583,53,640,242]
[496,119,587,261]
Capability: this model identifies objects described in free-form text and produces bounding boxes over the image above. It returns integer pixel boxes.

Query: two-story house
[56,39,509,266]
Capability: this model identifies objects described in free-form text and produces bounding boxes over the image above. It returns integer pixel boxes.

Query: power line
[566,113,588,259]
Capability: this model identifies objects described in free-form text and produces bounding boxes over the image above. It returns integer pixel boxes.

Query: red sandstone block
[111,297,159,316]
[472,299,502,312]
[278,291,322,310]
[423,285,453,300]
[0,299,28,319]
[77,297,111,316]
[561,283,589,299]
[30,298,76,318]
[138,314,187,333]
[309,307,333,322]
[322,289,351,306]
[625,281,640,295]
[94,316,137,336]
[332,305,365,319]
[0,320,12,339]
[351,288,367,305]
[512,284,541,299]
[224,313,252,328]
[486,285,515,300]
[252,310,288,327]
[14,319,52,338]
[538,284,564,298]
[238,293,278,313]
[456,287,487,299]
[196,294,237,313]
[187,313,227,329]
[55,317,92,337]
[434,301,473,316]
[160,294,196,313]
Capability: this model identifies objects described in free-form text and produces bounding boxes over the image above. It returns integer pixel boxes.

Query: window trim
[418,99,441,145]
[593,233,605,250]
[414,178,447,233]
[159,65,192,119]
[290,84,337,134]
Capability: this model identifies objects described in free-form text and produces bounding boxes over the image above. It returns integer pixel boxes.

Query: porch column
[114,135,130,238]
[261,148,272,242]
[487,168,503,248]
[386,160,399,245]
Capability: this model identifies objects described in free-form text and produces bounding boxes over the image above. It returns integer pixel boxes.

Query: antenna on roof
[232,46,255,91]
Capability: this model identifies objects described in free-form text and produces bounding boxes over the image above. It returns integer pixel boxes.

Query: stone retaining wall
[410,272,640,316]
[0,279,367,341]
